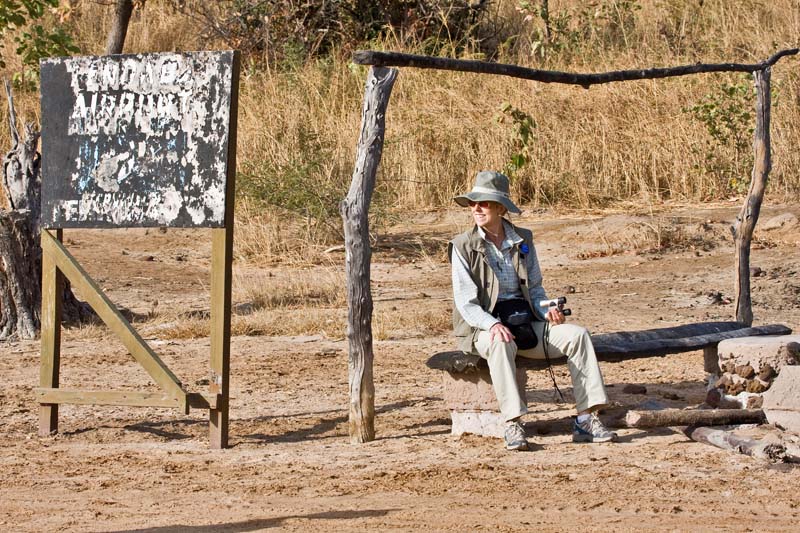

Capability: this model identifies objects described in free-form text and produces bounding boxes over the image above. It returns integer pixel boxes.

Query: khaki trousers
[473,321,609,422]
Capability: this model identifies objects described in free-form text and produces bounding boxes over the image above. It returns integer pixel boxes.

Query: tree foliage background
[1,0,799,250]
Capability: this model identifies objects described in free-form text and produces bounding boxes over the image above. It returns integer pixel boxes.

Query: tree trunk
[733,68,772,326]
[105,0,135,55]
[685,426,786,462]
[0,210,40,338]
[2,80,42,339]
[625,408,765,428]
[540,0,552,43]
[340,66,398,443]
[1,82,90,340]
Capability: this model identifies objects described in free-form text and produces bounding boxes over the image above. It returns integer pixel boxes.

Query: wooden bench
[427,321,792,437]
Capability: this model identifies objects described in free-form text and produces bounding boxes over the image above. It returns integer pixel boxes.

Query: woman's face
[469,200,505,229]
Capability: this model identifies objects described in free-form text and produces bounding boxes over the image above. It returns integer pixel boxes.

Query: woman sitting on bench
[449,170,618,451]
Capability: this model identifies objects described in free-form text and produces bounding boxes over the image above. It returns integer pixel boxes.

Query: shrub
[684,78,757,195]
[176,0,493,67]
[0,0,80,89]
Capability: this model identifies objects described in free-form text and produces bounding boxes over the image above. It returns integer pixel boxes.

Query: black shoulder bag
[491,299,538,349]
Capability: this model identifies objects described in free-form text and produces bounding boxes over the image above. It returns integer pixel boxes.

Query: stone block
[717,335,800,375]
[441,366,527,411]
[450,411,507,438]
[763,366,800,433]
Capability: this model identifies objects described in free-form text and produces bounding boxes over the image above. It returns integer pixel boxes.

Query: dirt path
[1,204,799,532]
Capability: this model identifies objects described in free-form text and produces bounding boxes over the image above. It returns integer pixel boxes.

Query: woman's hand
[490,322,514,343]
[546,308,566,325]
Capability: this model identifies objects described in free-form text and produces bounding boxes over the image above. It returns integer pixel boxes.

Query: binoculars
[539,296,572,316]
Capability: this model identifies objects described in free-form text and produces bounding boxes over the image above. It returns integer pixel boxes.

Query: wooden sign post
[37,50,240,448]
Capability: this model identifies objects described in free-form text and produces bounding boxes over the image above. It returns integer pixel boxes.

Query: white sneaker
[572,413,618,443]
[504,421,529,451]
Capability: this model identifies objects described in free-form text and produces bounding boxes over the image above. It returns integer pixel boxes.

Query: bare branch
[352,49,799,88]
[4,80,19,147]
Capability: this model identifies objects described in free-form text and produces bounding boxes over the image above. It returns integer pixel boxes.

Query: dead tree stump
[1,81,89,340]
[0,210,40,338]
[1,79,42,340]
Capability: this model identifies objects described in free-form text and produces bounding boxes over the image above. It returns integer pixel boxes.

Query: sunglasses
[468,200,493,208]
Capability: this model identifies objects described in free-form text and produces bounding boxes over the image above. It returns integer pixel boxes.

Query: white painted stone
[450,410,506,438]
[763,367,800,433]
[441,367,527,411]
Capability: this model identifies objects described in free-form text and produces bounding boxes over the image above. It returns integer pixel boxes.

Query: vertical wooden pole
[39,228,63,436]
[341,66,398,443]
[733,68,771,326]
[209,51,239,449]
[703,346,720,375]
[209,227,233,449]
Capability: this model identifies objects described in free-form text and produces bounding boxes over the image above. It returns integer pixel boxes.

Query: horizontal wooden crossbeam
[188,392,220,410]
[352,49,799,88]
[36,388,182,408]
[35,388,220,410]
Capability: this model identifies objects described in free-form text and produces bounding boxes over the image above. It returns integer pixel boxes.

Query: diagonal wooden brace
[40,229,188,411]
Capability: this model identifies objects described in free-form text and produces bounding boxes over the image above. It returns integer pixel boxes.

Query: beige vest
[448,221,536,353]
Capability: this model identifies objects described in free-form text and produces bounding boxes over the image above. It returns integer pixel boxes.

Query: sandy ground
[1,203,799,532]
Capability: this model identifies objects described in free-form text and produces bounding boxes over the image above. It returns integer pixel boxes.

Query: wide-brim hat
[453,170,521,214]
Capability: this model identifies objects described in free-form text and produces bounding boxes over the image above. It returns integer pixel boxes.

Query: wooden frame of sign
[36,50,240,449]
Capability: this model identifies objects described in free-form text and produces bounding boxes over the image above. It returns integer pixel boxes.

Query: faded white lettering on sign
[40,51,236,228]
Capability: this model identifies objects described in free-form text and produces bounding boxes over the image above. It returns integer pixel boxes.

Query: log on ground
[685,426,786,462]
[625,408,765,428]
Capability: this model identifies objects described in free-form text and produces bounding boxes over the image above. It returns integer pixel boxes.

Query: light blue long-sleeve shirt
[451,221,549,331]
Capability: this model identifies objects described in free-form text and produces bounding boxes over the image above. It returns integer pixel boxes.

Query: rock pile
[713,336,800,403]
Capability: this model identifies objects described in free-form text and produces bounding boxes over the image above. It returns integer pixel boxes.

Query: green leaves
[684,79,757,194]
[497,102,537,175]
[0,0,59,31]
[686,82,754,146]
[15,24,79,66]
[0,0,78,86]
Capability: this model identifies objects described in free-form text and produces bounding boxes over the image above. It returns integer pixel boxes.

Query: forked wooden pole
[39,229,63,436]
[341,66,398,443]
[733,68,772,326]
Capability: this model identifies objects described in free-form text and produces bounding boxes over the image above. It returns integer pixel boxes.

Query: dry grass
[110,260,450,341]
[575,213,730,259]
[68,301,450,342]
[2,0,799,264]
[146,308,348,340]
[233,200,346,265]
[128,264,347,340]
[233,266,345,310]
[373,303,452,341]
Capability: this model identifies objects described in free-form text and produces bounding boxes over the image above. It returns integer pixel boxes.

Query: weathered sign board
[40,51,236,228]
[37,50,239,449]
